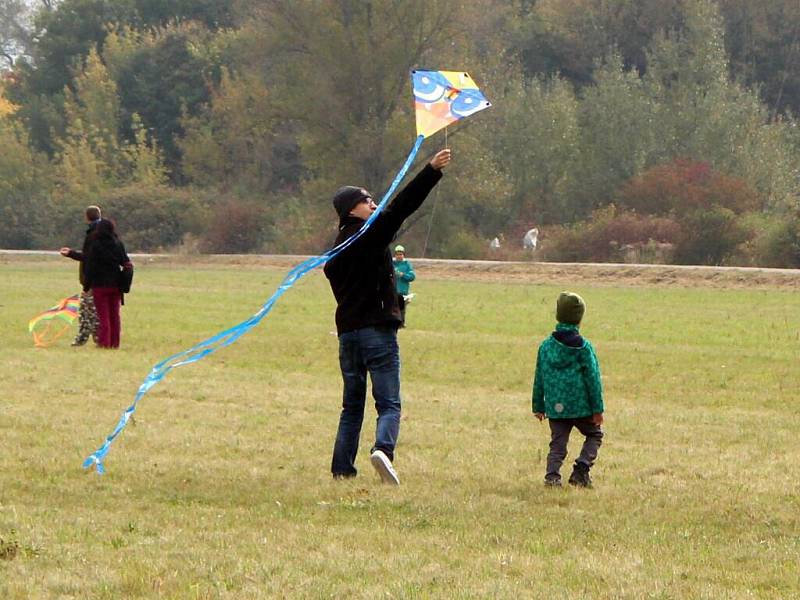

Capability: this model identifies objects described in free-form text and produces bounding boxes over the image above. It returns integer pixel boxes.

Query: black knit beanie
[333,186,371,219]
[556,292,586,325]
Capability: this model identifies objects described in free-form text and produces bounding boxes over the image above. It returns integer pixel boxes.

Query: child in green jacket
[532,292,604,487]
[393,244,416,326]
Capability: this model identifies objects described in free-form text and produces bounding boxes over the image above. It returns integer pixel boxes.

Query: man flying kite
[323,69,489,485]
[324,148,451,485]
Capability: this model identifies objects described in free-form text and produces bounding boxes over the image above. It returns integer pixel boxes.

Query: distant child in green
[392,244,415,327]
[532,292,604,487]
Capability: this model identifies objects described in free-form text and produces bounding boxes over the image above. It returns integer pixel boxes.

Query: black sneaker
[568,462,592,488]
[544,477,562,488]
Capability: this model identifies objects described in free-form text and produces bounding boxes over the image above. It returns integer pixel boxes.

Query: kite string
[422,127,447,259]
[83,135,426,474]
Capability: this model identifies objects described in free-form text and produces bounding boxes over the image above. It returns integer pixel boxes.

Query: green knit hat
[556,292,585,325]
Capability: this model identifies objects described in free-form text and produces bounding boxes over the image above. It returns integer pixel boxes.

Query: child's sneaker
[544,476,562,487]
[568,462,592,488]
[370,450,400,485]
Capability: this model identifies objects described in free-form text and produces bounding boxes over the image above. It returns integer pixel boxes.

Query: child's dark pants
[546,417,603,481]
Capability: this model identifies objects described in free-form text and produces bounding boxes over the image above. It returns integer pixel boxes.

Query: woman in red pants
[84,219,130,348]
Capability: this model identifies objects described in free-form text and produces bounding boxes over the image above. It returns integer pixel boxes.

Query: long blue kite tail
[83,134,426,474]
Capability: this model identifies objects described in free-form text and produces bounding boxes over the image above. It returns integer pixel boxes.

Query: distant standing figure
[393,244,416,327]
[523,227,539,251]
[490,237,501,250]
[84,219,131,349]
[532,292,604,488]
[60,205,102,346]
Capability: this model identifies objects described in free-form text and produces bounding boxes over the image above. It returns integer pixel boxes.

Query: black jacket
[84,232,130,292]
[323,164,442,334]
[66,221,99,286]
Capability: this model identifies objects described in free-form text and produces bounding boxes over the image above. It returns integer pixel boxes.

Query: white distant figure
[523,227,539,251]
[490,237,501,250]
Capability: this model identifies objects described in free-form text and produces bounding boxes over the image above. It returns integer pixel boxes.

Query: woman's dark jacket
[323,164,442,335]
[83,231,130,292]
[66,220,99,287]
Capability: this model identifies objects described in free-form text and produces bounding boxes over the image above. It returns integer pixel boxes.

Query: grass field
[1,255,799,599]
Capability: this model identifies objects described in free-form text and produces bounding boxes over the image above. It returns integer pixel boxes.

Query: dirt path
[2,250,798,289]
[412,259,800,289]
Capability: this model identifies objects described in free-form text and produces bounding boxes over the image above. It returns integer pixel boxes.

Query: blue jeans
[332,326,401,476]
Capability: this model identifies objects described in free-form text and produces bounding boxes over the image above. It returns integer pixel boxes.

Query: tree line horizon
[0,0,798,267]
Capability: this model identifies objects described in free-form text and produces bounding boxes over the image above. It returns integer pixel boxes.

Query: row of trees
[0,0,799,266]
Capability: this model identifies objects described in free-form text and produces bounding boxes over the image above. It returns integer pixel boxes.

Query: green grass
[1,257,799,599]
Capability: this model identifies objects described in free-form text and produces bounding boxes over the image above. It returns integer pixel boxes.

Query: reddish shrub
[538,205,682,263]
[618,158,760,215]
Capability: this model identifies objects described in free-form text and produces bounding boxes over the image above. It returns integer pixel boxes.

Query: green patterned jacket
[532,323,604,419]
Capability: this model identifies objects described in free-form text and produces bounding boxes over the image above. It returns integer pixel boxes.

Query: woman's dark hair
[92,218,117,239]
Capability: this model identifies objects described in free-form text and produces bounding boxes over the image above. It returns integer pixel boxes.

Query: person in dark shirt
[323,148,451,484]
[83,218,130,348]
[60,205,102,346]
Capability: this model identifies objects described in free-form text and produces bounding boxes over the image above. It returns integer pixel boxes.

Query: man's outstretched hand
[430,148,451,171]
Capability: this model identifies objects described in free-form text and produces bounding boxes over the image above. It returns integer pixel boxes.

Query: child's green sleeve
[404,263,415,282]
[584,342,604,414]
[532,346,545,413]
